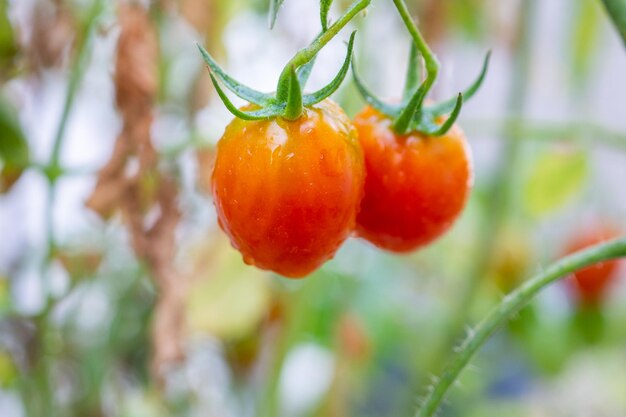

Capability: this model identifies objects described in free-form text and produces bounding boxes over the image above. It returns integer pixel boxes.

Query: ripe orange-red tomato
[211,100,364,278]
[352,106,472,252]
[565,225,622,305]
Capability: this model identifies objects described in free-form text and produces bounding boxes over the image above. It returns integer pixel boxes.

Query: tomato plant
[350,0,489,252]
[198,1,369,277]
[212,100,364,277]
[353,106,472,251]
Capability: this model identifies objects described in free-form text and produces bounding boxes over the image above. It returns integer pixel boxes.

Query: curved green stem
[275,0,370,101]
[415,237,626,417]
[391,0,439,134]
[45,0,103,257]
[402,43,421,102]
[283,66,303,120]
[600,0,626,46]
[431,0,536,377]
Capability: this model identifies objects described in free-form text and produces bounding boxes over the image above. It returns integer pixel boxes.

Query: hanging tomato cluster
[198,0,489,278]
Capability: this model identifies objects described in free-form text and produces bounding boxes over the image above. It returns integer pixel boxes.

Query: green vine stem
[431,0,536,374]
[351,0,490,136]
[30,1,103,415]
[274,0,370,101]
[600,0,626,45]
[415,237,626,417]
[44,2,102,250]
[199,0,368,121]
[390,0,439,134]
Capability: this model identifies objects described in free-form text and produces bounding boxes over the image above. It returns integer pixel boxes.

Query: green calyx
[352,0,491,136]
[198,0,369,122]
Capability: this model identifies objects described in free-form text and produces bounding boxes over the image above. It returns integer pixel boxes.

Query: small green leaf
[186,239,270,340]
[197,43,273,105]
[426,50,490,116]
[321,0,333,31]
[303,31,355,106]
[569,0,602,88]
[0,350,18,388]
[393,81,428,134]
[523,149,589,217]
[0,0,18,74]
[297,56,317,88]
[268,0,286,29]
[209,73,283,121]
[0,97,29,193]
[351,62,402,118]
[415,93,462,136]
[402,43,422,103]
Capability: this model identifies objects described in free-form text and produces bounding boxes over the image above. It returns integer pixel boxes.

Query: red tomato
[565,225,622,305]
[211,100,364,278]
[352,106,473,252]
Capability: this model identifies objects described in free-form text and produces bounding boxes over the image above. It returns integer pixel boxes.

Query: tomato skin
[352,106,473,252]
[211,100,364,278]
[565,225,621,305]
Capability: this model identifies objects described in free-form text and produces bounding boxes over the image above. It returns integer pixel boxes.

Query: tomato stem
[415,237,626,417]
[391,0,439,134]
[283,66,304,120]
[275,0,370,103]
[402,43,422,102]
[202,0,368,121]
[351,0,489,136]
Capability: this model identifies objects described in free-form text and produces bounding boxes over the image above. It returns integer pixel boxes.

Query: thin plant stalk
[433,0,537,371]
[275,0,370,100]
[415,237,626,417]
[31,1,103,415]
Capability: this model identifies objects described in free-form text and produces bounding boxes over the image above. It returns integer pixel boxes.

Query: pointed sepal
[209,73,283,120]
[351,61,402,117]
[197,43,273,106]
[303,31,356,106]
[426,51,491,116]
[417,93,463,136]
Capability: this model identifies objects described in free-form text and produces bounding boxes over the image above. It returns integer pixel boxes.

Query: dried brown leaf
[29,1,76,70]
[115,4,159,117]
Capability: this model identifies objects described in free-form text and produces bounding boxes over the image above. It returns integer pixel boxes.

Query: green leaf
[208,73,283,121]
[402,43,422,103]
[351,61,402,118]
[302,31,355,106]
[569,0,602,88]
[393,80,428,134]
[0,0,18,74]
[415,93,463,136]
[297,55,317,88]
[426,50,490,116]
[447,0,487,40]
[268,0,285,29]
[321,0,333,31]
[523,150,589,217]
[0,350,18,388]
[186,239,271,340]
[197,43,273,106]
[0,97,29,193]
